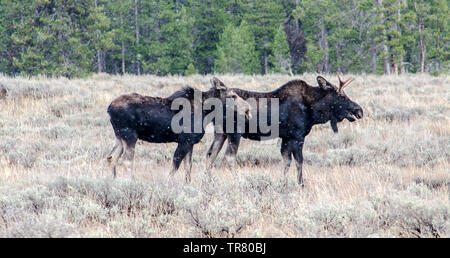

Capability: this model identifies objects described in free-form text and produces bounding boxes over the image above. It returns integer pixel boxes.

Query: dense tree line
[0,0,447,77]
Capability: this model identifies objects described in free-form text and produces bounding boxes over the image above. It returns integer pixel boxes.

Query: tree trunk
[294,0,299,30]
[134,0,140,75]
[392,57,398,75]
[336,46,341,73]
[377,0,391,75]
[320,23,329,73]
[383,43,390,75]
[420,44,426,73]
[120,16,126,74]
[121,40,126,74]
[395,0,402,75]
[435,32,440,72]
[372,46,377,74]
[97,50,104,73]
[175,0,180,12]
[95,0,102,73]
[263,52,268,74]
[414,2,426,73]
[419,24,426,73]
[97,50,101,73]
[283,0,306,74]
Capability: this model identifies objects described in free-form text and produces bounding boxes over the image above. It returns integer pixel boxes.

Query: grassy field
[0,73,448,238]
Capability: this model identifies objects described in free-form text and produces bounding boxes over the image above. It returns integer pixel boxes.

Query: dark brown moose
[206,74,363,186]
[107,77,251,182]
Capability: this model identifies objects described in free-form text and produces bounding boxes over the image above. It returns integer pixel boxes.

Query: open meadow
[0,73,448,237]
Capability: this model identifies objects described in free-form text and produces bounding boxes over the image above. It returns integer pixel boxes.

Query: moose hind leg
[170,143,192,177]
[205,133,226,170]
[107,137,124,178]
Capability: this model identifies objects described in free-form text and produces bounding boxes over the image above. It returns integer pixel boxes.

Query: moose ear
[317,76,336,91]
[210,77,227,91]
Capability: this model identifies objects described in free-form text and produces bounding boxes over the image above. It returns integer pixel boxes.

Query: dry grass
[0,73,448,238]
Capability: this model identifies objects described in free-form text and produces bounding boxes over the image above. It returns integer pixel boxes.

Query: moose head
[312,74,363,133]
[209,77,252,120]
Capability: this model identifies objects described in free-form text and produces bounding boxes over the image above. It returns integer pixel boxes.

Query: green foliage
[302,40,325,73]
[243,0,284,73]
[185,63,197,76]
[427,0,449,72]
[106,0,134,74]
[270,26,291,74]
[2,0,101,77]
[142,4,195,75]
[189,0,229,74]
[214,21,260,74]
[0,0,448,77]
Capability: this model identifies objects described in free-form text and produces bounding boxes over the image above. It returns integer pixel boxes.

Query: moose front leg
[224,134,241,170]
[122,138,137,176]
[183,145,193,183]
[170,143,192,178]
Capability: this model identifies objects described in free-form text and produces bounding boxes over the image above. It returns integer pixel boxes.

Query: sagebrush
[0,73,448,237]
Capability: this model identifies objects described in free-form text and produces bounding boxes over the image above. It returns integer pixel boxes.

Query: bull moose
[107,77,251,182]
[205,74,363,186]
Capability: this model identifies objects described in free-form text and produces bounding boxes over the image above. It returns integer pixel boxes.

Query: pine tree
[107,0,133,74]
[270,25,291,74]
[0,0,448,77]
[8,0,97,77]
[214,21,260,74]
[0,3,8,73]
[327,0,368,73]
[427,0,449,73]
[185,63,197,76]
[294,0,333,73]
[243,0,284,74]
[89,0,115,74]
[384,0,406,74]
[141,2,194,75]
[190,0,228,74]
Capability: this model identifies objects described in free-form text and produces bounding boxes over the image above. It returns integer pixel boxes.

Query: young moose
[107,77,251,182]
[206,74,363,186]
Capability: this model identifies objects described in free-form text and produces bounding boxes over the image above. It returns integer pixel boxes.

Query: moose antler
[337,72,354,92]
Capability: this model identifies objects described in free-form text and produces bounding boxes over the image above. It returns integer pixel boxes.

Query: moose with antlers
[206,74,363,186]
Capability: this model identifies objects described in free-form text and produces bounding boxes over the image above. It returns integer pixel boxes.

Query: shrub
[369,184,449,238]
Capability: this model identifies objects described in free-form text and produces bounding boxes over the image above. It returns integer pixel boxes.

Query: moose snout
[245,109,252,119]
[354,107,363,119]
